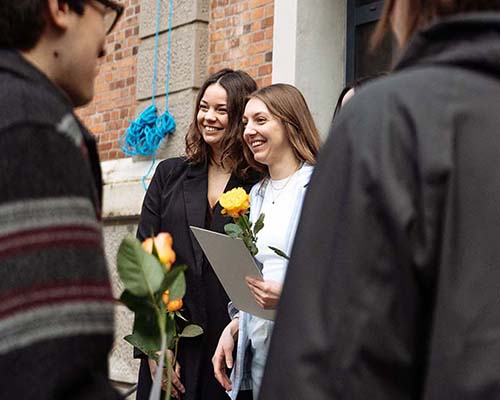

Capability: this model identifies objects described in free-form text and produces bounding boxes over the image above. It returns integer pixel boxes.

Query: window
[346,0,395,83]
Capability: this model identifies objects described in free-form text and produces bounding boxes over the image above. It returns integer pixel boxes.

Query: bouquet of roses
[219,187,289,259]
[117,232,203,400]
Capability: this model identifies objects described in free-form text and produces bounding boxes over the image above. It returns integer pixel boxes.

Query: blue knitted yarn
[118,0,175,190]
[118,105,176,190]
[118,105,176,157]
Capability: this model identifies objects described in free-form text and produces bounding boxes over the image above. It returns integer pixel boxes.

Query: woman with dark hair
[135,68,259,400]
[332,74,386,121]
[212,84,321,400]
[259,1,500,399]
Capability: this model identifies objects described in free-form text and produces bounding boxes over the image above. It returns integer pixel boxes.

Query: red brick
[252,31,264,42]
[261,16,273,29]
[258,64,272,76]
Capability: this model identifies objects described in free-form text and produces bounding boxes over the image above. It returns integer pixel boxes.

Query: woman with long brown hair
[259,1,500,399]
[212,83,321,399]
[135,68,258,400]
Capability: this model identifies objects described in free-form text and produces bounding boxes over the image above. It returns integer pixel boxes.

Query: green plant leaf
[117,234,165,297]
[125,332,160,361]
[236,215,250,231]
[253,213,265,235]
[159,265,187,301]
[119,290,153,314]
[126,307,162,359]
[268,246,290,260]
[175,311,188,322]
[166,313,176,349]
[224,223,243,238]
[180,324,204,338]
[243,236,258,256]
[132,306,160,338]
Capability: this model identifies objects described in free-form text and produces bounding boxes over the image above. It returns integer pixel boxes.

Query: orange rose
[167,298,183,312]
[154,233,176,270]
[162,290,183,312]
[141,233,176,271]
[141,237,154,254]
[162,290,170,305]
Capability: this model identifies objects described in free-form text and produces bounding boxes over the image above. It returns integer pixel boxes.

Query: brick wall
[209,0,274,88]
[77,0,141,162]
[79,0,274,162]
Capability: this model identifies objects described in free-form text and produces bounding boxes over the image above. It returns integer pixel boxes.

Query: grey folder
[190,226,275,320]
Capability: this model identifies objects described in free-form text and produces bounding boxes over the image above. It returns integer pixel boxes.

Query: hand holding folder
[190,226,275,320]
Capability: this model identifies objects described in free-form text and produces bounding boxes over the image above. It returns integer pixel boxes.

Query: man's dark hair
[0,0,85,51]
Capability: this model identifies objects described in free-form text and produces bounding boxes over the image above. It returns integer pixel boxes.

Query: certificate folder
[190,226,275,321]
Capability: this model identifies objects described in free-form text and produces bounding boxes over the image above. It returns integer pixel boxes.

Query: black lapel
[183,162,208,274]
[211,173,255,233]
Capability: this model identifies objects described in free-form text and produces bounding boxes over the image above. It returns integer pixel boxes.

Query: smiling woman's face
[242,97,292,168]
[196,83,229,150]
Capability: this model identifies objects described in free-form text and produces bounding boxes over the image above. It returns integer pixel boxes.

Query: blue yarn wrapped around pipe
[118,105,176,189]
[119,105,176,157]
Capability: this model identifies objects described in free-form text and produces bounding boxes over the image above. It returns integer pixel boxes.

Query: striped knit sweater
[0,50,119,399]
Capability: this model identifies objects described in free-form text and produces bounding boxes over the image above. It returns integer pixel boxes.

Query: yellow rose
[219,187,250,218]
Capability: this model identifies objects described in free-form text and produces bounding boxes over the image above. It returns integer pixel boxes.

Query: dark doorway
[346,0,395,83]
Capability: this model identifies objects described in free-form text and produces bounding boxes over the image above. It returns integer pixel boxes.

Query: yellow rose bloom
[219,187,250,218]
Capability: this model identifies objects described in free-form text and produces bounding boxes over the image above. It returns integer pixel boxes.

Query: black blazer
[136,157,256,400]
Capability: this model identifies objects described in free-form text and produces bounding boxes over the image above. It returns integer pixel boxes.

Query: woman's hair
[0,0,85,50]
[243,83,321,173]
[373,0,500,47]
[332,74,386,121]
[185,68,257,178]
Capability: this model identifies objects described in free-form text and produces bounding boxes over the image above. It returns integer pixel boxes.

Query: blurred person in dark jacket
[0,0,123,398]
[259,1,500,399]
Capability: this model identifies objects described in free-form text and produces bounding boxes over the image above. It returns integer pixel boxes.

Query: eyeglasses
[91,0,124,34]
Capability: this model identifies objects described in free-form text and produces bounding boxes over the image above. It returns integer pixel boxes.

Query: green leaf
[159,265,187,301]
[236,215,251,231]
[243,236,258,256]
[268,246,290,260]
[166,313,177,349]
[126,307,162,358]
[125,332,160,361]
[180,324,204,338]
[117,234,165,297]
[224,223,243,238]
[119,290,153,314]
[253,213,265,236]
[132,306,159,338]
[175,311,188,322]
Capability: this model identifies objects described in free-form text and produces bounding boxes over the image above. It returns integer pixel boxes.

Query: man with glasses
[0,0,123,398]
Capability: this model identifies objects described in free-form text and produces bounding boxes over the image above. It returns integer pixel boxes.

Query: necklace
[269,176,293,204]
[268,162,304,204]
